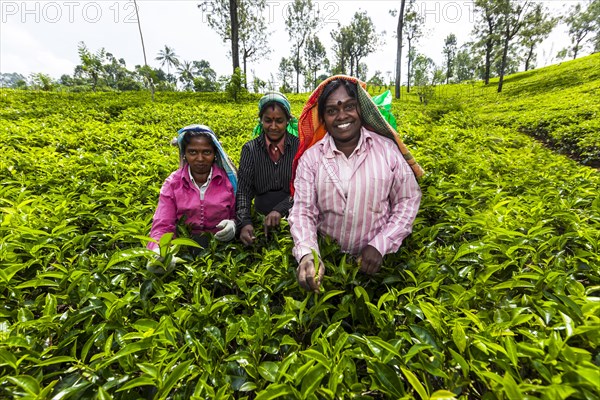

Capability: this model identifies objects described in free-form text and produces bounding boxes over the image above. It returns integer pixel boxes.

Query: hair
[259,101,291,120]
[181,131,217,154]
[317,79,359,122]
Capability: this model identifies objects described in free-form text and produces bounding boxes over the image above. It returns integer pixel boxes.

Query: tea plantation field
[1,54,599,399]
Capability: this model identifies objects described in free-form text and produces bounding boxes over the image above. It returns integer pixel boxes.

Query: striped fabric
[289,128,421,261]
[236,133,299,228]
[291,75,424,194]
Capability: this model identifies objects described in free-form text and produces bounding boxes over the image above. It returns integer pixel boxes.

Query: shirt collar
[188,164,213,189]
[322,127,372,158]
[264,134,286,154]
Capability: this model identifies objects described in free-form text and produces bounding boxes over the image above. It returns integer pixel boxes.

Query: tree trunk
[406,40,412,93]
[133,0,154,101]
[295,48,301,93]
[525,45,534,71]
[484,39,492,85]
[230,0,240,72]
[497,32,510,93]
[243,52,248,89]
[395,0,406,99]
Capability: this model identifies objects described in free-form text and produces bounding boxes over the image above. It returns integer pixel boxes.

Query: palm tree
[156,45,180,76]
[177,61,194,91]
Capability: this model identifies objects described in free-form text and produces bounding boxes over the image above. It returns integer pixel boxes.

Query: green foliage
[475,53,600,167]
[225,68,248,102]
[0,55,599,399]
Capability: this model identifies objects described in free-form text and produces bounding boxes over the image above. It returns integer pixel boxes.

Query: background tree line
[2,0,598,97]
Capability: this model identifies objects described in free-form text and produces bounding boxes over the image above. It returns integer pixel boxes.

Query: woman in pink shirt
[148,125,237,267]
[290,77,423,292]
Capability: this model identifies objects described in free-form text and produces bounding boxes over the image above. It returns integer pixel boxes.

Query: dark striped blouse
[236,133,299,228]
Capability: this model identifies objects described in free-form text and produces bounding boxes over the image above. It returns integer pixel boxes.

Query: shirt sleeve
[148,177,178,251]
[289,153,321,262]
[272,196,293,217]
[235,143,255,228]
[367,153,422,256]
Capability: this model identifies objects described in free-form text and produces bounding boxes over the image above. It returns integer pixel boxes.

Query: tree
[519,4,556,70]
[413,54,433,86]
[177,61,195,91]
[155,45,180,78]
[473,0,501,85]
[412,54,435,104]
[442,34,457,84]
[104,53,139,90]
[200,0,268,77]
[238,0,270,84]
[368,71,385,89]
[76,42,106,91]
[432,67,445,86]
[252,74,267,93]
[357,63,369,81]
[278,57,295,93]
[0,72,26,88]
[285,0,320,93]
[329,12,379,80]
[454,46,478,82]
[591,0,600,52]
[403,1,424,93]
[391,0,406,99]
[30,73,54,91]
[496,0,532,93]
[304,35,327,90]
[563,1,598,59]
[225,67,247,101]
[192,60,218,92]
[347,11,380,80]
[493,43,521,77]
[330,24,352,75]
[135,65,160,92]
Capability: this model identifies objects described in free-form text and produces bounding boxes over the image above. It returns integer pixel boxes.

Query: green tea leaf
[401,367,428,400]
[6,375,40,395]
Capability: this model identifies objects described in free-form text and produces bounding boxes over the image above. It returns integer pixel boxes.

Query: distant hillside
[443,54,599,168]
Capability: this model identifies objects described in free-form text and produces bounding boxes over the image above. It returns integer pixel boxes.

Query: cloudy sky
[0,0,584,85]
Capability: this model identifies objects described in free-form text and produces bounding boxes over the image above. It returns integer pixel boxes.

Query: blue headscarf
[177,124,238,193]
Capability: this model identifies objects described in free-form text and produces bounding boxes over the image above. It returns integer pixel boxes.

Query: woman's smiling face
[322,86,361,146]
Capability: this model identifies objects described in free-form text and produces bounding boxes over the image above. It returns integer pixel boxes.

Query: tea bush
[0,55,598,399]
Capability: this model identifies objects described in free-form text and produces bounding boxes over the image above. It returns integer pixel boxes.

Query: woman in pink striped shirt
[289,77,422,292]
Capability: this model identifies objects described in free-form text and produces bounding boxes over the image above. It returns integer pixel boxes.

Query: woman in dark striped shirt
[236,92,299,245]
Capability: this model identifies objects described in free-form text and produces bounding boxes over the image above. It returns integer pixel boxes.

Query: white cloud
[1,24,76,76]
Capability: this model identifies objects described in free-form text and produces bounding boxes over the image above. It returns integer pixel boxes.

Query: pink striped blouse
[289,128,421,262]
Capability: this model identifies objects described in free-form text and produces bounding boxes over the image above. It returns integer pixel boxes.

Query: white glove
[215,219,236,242]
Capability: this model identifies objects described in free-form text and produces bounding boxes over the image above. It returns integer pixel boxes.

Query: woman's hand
[215,219,236,241]
[358,245,383,275]
[297,254,325,293]
[240,224,256,246]
[264,210,282,235]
